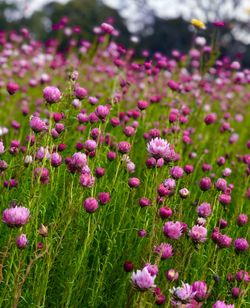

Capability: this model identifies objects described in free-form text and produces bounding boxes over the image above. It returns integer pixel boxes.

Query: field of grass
[0,22,249,307]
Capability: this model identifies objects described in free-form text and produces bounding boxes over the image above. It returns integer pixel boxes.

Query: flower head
[147,137,171,159]
[191,19,206,30]
[189,225,207,243]
[163,221,183,239]
[155,243,173,259]
[170,282,196,305]
[3,206,30,227]
[131,267,156,290]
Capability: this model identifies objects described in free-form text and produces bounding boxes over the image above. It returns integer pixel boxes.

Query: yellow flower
[245,7,250,14]
[191,19,206,30]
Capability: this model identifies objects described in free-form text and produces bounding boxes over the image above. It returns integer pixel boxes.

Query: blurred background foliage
[1,0,250,66]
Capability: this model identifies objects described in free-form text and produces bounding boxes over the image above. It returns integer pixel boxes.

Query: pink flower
[79,173,95,188]
[147,137,171,158]
[170,282,196,305]
[213,300,234,308]
[189,225,207,243]
[16,234,28,249]
[131,267,156,290]
[2,206,30,227]
[0,141,4,154]
[30,116,47,133]
[155,243,173,259]
[163,221,183,239]
[197,203,212,217]
[43,86,61,103]
[192,281,207,301]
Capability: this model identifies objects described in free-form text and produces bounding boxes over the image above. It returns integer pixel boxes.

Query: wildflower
[212,300,234,308]
[118,141,131,154]
[197,203,212,217]
[101,23,114,34]
[95,105,110,120]
[83,197,99,213]
[192,281,207,301]
[98,192,110,205]
[159,207,172,219]
[147,137,171,159]
[189,225,207,243]
[170,282,196,305]
[51,152,62,167]
[38,224,48,237]
[166,269,179,282]
[139,197,151,208]
[236,270,249,282]
[0,141,4,154]
[30,116,47,133]
[138,229,147,237]
[43,86,61,103]
[144,264,159,276]
[163,221,183,239]
[191,19,206,30]
[237,214,248,226]
[155,243,173,259]
[16,234,28,249]
[79,173,95,188]
[2,206,30,227]
[170,166,184,179]
[219,194,231,205]
[7,81,19,95]
[131,267,156,290]
[34,167,50,184]
[217,234,232,248]
[124,261,134,272]
[199,177,212,191]
[234,238,249,252]
[231,287,242,298]
[179,188,190,198]
[74,86,87,99]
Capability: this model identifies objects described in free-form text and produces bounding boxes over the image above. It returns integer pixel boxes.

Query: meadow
[0,20,249,307]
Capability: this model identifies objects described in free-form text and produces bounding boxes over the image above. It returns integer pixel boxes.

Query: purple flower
[0,141,4,154]
[16,234,28,249]
[170,282,196,305]
[79,173,95,188]
[215,178,227,191]
[192,281,207,301]
[118,141,131,154]
[30,116,47,133]
[155,243,173,259]
[83,197,99,213]
[234,238,249,252]
[43,86,61,103]
[144,263,159,276]
[147,137,171,158]
[51,152,62,167]
[101,23,114,34]
[217,234,232,248]
[189,225,207,243]
[199,177,212,191]
[170,166,184,179]
[237,214,248,226]
[164,178,176,190]
[74,87,88,99]
[212,300,234,308]
[95,105,110,120]
[197,203,212,218]
[163,221,183,239]
[34,167,50,184]
[2,206,30,227]
[131,267,156,290]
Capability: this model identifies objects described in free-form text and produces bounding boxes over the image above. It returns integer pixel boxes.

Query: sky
[8,0,250,43]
